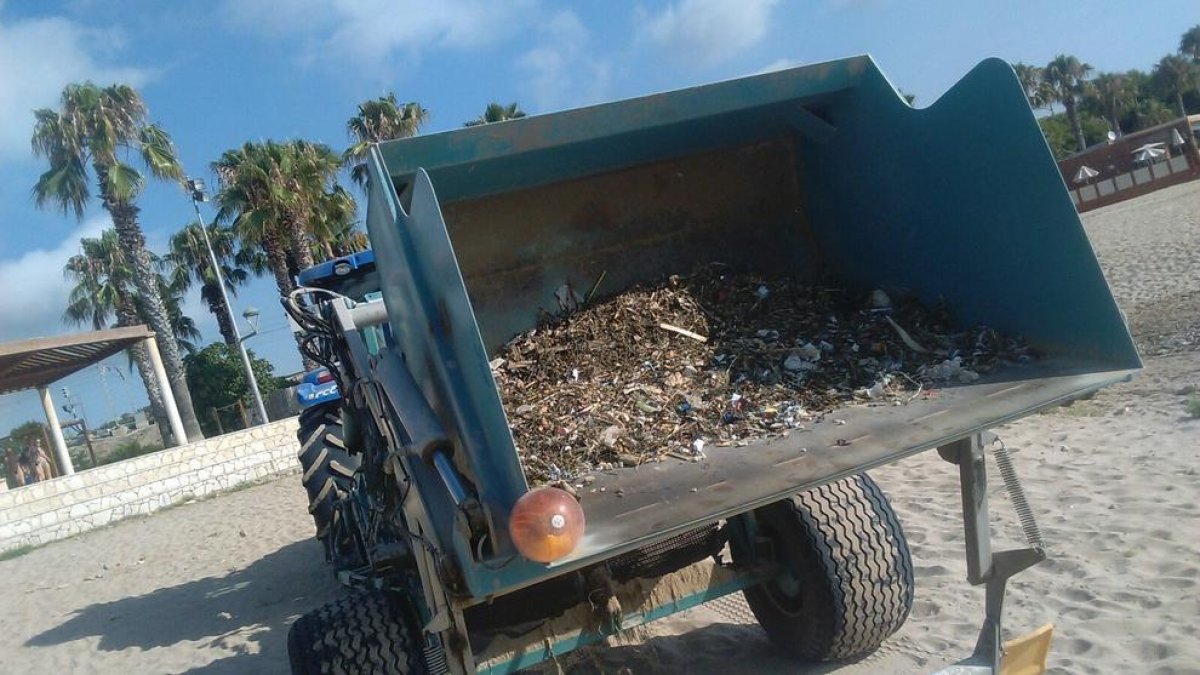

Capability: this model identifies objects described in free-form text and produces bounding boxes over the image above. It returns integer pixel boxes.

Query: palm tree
[166,222,249,349]
[32,82,204,440]
[1088,73,1134,136]
[1135,99,1175,128]
[280,140,344,274]
[1153,54,1198,119]
[157,277,202,355]
[307,185,362,260]
[1043,55,1093,151]
[214,140,343,369]
[332,224,370,257]
[1013,63,1047,111]
[464,102,527,127]
[64,231,174,443]
[1181,25,1200,62]
[1012,62,1057,113]
[344,93,429,189]
[214,142,292,299]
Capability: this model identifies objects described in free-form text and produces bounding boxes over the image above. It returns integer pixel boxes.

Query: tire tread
[288,590,425,675]
[741,473,914,661]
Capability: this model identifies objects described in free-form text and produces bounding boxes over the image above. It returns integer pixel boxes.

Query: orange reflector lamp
[508,487,585,563]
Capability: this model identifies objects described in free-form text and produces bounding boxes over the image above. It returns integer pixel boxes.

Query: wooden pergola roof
[0,326,153,396]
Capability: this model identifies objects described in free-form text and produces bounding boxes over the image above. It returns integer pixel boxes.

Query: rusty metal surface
[377,57,868,203]
[443,140,815,352]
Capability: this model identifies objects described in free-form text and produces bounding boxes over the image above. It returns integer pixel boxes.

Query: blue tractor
[283,57,1139,674]
[294,250,380,411]
[291,249,384,550]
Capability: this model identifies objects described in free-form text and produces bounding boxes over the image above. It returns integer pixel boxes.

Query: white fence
[0,417,301,554]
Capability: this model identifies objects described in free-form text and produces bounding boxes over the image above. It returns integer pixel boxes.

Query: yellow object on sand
[1000,623,1055,675]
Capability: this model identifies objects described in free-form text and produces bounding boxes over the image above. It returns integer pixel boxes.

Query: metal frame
[935,434,1046,673]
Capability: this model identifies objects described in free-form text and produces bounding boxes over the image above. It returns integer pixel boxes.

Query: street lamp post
[186,178,269,426]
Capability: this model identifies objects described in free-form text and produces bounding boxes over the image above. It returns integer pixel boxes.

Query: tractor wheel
[738,473,914,662]
[288,590,426,675]
[296,402,359,540]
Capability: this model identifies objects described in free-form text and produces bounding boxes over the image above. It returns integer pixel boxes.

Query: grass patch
[1187,397,1200,419]
[0,544,39,562]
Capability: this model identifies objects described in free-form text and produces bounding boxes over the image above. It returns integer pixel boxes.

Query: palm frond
[139,123,184,181]
[105,162,145,202]
[32,156,90,218]
[349,161,370,189]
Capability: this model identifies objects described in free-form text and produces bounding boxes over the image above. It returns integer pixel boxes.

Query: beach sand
[0,181,1197,674]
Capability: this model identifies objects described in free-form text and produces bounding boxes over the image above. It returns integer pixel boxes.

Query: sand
[0,181,1197,674]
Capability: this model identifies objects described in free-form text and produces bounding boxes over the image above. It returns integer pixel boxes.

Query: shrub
[102,440,162,465]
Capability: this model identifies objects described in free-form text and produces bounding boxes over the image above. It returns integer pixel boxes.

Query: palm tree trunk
[264,234,295,298]
[97,164,204,441]
[116,303,174,446]
[1176,92,1188,120]
[205,282,240,350]
[1065,98,1086,152]
[287,221,316,275]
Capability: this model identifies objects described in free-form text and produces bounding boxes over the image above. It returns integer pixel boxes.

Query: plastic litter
[493,265,1029,484]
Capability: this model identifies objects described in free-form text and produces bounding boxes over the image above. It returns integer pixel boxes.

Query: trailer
[285,55,1140,674]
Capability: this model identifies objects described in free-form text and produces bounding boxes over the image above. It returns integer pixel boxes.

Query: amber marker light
[508,487,586,563]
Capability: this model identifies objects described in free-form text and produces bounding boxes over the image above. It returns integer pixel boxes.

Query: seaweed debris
[493,264,1032,485]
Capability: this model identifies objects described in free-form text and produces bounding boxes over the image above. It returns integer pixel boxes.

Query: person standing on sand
[4,448,25,488]
[30,439,53,482]
[18,447,36,485]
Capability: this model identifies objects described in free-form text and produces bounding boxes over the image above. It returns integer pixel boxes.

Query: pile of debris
[492,265,1033,485]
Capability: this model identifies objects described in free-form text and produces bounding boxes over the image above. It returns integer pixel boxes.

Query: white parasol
[1073,165,1099,184]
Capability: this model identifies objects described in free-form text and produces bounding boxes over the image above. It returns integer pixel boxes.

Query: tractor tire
[296,402,359,540]
[739,473,913,662]
[288,590,426,675]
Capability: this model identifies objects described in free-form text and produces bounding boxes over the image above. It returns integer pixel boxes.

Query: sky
[1,0,1196,433]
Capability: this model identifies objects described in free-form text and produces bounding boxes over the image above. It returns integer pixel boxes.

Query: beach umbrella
[1073,165,1099,184]
[1132,144,1166,163]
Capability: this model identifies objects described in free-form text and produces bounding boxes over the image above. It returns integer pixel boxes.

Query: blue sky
[1,0,1196,433]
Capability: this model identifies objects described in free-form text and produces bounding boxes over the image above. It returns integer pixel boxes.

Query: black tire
[297,402,359,539]
[739,473,914,662]
[288,590,426,675]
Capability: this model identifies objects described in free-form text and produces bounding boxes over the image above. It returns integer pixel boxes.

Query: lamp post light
[242,306,260,338]
[186,177,269,426]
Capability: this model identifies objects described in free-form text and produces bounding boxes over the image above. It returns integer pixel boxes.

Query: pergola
[0,326,187,475]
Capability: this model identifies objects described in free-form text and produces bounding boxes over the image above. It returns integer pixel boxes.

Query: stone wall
[0,417,300,554]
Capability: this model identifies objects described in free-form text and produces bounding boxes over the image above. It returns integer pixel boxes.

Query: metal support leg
[941,435,993,584]
[936,433,1046,674]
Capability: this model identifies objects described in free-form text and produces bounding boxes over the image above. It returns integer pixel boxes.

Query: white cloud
[754,58,801,75]
[0,216,110,342]
[516,10,611,112]
[638,0,778,67]
[0,15,152,162]
[222,0,534,67]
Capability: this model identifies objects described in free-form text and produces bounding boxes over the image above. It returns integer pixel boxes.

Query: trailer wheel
[296,402,359,540]
[288,590,426,675]
[739,473,913,661]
